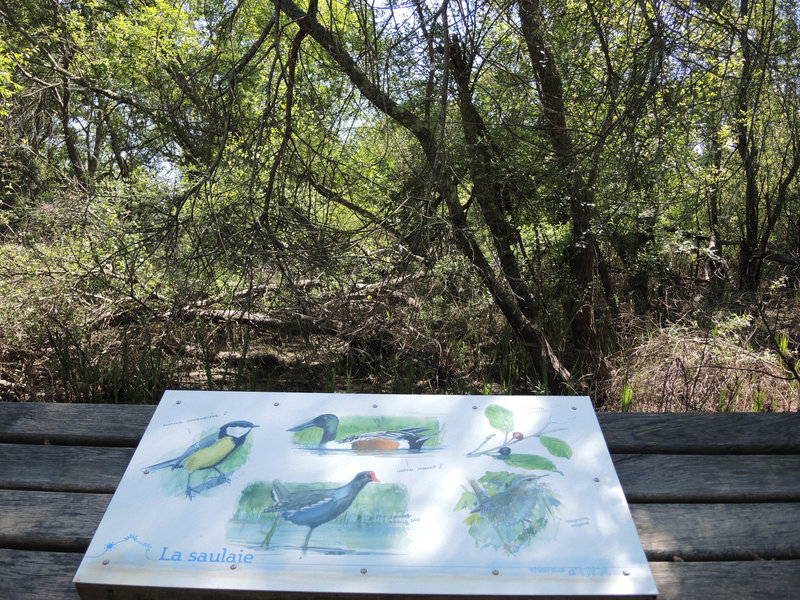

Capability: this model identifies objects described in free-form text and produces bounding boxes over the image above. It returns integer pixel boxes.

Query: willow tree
[248,0,670,387]
[6,0,796,396]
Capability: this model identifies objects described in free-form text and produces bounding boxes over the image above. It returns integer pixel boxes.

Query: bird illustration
[145,420,258,499]
[288,413,434,451]
[263,471,380,549]
[469,475,558,553]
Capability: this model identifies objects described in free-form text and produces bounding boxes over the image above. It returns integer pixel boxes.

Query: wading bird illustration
[288,413,434,451]
[469,475,558,553]
[263,471,379,550]
[145,420,258,499]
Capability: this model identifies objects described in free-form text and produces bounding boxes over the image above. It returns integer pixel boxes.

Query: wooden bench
[1,402,798,599]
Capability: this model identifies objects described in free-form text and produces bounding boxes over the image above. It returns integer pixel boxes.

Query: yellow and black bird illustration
[145,420,258,499]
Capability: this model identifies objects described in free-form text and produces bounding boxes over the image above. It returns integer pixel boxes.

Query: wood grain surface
[2,549,798,600]
[3,402,799,453]
[2,488,797,562]
[1,400,798,600]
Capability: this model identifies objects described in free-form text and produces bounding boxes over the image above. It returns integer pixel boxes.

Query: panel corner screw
[360,568,368,574]
[102,559,109,565]
[491,569,499,575]
[593,477,600,482]
[176,400,182,404]
[623,569,631,576]
[571,406,577,410]
[273,402,280,406]
[372,404,378,408]
[143,469,150,475]
[230,564,237,570]
[472,405,478,410]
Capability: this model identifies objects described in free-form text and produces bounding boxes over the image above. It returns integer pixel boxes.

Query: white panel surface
[74,391,657,598]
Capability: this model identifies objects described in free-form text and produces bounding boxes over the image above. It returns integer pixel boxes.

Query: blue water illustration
[228,518,409,555]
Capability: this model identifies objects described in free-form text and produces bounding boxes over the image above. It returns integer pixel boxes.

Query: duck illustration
[288,413,434,451]
[145,420,258,499]
[264,471,380,549]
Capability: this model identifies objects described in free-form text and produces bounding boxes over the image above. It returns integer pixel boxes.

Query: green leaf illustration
[540,436,573,459]
[455,490,476,511]
[495,453,558,472]
[485,404,514,433]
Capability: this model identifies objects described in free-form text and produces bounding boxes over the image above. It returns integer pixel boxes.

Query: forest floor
[1,290,798,412]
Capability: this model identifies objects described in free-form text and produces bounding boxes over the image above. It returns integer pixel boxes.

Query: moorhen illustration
[288,413,434,450]
[145,420,258,499]
[263,470,380,549]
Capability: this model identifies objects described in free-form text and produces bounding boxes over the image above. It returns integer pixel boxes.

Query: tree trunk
[517,0,598,355]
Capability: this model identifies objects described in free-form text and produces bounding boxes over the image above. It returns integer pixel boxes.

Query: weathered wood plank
[0,444,134,493]
[613,454,800,502]
[649,560,800,600]
[3,488,796,564]
[1,549,797,600]
[3,402,799,454]
[598,412,800,454]
[631,503,800,561]
[0,549,82,600]
[0,402,153,446]
[3,442,798,501]
[0,490,111,551]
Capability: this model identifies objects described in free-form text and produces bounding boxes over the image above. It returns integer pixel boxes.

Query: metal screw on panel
[623,569,631,576]
[571,406,577,410]
[372,404,378,408]
[143,470,150,475]
[102,560,109,565]
[176,400,182,404]
[273,402,280,406]
[492,569,500,576]
[472,405,478,410]
[593,477,600,482]
[230,564,237,570]
[360,568,368,574]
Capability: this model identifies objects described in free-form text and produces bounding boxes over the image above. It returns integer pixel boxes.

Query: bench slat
[0,403,152,446]
[3,443,799,501]
[3,403,799,454]
[2,488,797,562]
[631,503,800,560]
[613,454,800,502]
[0,444,133,493]
[649,560,800,600]
[0,549,82,600]
[0,490,111,552]
[598,412,800,454]
[1,549,798,600]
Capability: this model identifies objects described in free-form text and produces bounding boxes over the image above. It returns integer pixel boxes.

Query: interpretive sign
[74,391,657,598]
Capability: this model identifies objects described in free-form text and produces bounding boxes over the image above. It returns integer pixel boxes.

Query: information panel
[74,391,657,598]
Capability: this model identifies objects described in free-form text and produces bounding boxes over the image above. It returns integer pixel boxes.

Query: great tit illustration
[288,413,434,451]
[145,420,258,499]
[264,470,379,549]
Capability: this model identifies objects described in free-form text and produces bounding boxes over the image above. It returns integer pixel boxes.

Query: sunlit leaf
[485,404,514,433]
[494,453,557,471]
[540,436,573,459]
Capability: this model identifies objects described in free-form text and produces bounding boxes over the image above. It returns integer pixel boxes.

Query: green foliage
[621,382,634,413]
[457,472,561,554]
[1,0,799,404]
[493,453,558,472]
[485,404,515,434]
[539,436,573,459]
